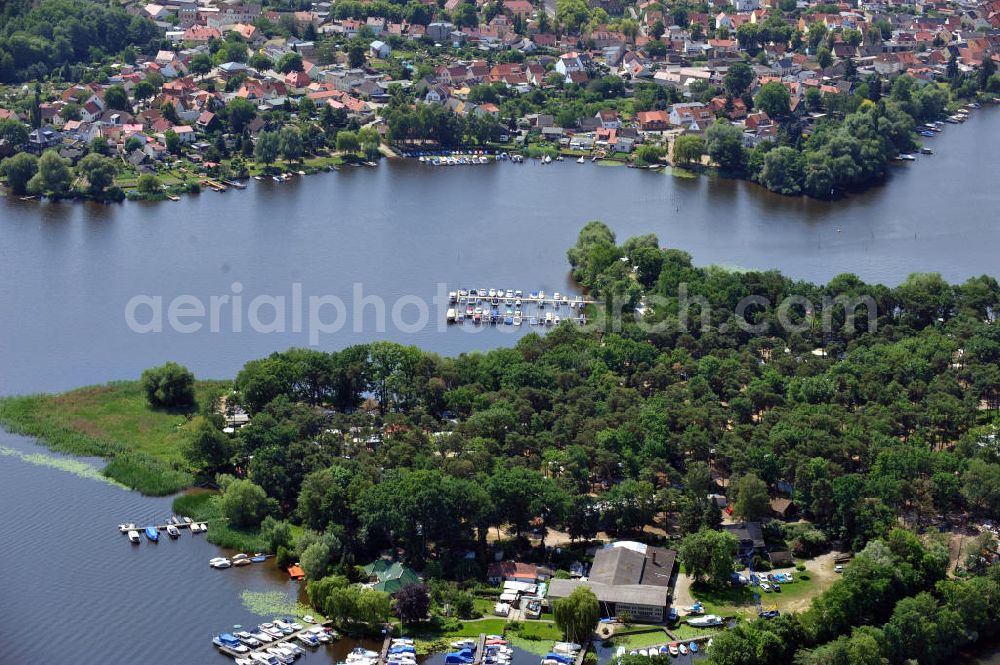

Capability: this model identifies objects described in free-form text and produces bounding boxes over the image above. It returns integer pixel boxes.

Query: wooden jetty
[117,517,218,534]
[574,642,590,665]
[201,179,228,192]
[378,627,394,663]
[646,634,714,652]
[474,634,487,664]
[219,621,336,659]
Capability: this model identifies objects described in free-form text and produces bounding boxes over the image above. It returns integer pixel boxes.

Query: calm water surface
[0,430,553,665]
[0,107,997,396]
[0,108,998,665]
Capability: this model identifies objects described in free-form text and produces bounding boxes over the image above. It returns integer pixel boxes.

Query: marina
[118,515,210,545]
[213,617,337,662]
[446,288,596,327]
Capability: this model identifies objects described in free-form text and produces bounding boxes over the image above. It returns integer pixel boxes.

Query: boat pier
[117,516,215,537]
[201,179,228,192]
[446,288,597,327]
[218,621,336,659]
[573,642,589,665]
[379,628,394,663]
[475,633,486,664]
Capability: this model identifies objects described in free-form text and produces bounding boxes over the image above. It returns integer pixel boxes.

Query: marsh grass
[171,491,271,552]
[0,444,124,487]
[0,380,226,495]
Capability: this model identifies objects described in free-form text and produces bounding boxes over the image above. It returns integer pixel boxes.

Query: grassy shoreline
[0,380,226,495]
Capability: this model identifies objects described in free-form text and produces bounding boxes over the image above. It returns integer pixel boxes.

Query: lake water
[0,429,553,665]
[0,106,998,397]
[0,107,998,664]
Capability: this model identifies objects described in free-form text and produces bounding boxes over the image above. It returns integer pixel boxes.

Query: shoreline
[2,103,993,206]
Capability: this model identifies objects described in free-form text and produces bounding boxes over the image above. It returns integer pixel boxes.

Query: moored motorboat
[214,633,249,653]
[144,526,159,542]
[251,654,280,665]
[266,647,294,664]
[166,524,180,538]
[261,624,284,638]
[118,522,136,533]
[127,529,141,543]
[209,557,232,569]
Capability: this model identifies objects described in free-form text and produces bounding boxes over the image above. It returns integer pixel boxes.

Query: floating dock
[475,634,487,664]
[379,630,394,663]
[218,621,336,659]
[117,516,214,535]
[447,289,595,327]
[201,179,228,192]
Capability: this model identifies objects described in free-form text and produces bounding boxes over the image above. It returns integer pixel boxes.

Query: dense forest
[622,527,1000,665]
[157,222,1000,656]
[0,0,161,82]
[175,222,1000,563]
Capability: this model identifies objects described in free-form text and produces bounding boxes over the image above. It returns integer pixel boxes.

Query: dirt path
[780,551,841,612]
[671,572,697,611]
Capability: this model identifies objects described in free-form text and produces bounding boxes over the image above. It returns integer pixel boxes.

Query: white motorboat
[251,654,279,665]
[266,648,294,664]
[308,626,330,642]
[252,630,274,643]
[118,522,137,533]
[301,615,316,624]
[553,643,582,654]
[577,156,585,163]
[272,619,294,634]
[209,557,232,569]
[127,529,141,543]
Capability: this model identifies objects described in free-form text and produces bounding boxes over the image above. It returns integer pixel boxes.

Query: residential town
[0,0,998,199]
